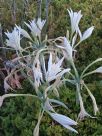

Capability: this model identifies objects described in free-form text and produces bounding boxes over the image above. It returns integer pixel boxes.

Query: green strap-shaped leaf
[49,99,68,109]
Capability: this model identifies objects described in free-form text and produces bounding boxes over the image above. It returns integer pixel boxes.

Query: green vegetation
[0,82,102,136]
[0,0,102,136]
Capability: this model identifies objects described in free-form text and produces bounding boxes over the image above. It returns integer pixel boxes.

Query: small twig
[0,24,6,60]
[45,0,51,24]
[11,0,16,24]
[36,0,42,19]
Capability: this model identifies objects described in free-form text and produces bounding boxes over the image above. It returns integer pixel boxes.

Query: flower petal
[68,9,82,34]
[17,26,32,40]
[5,27,22,50]
[81,26,94,41]
[50,113,77,125]
[63,124,78,133]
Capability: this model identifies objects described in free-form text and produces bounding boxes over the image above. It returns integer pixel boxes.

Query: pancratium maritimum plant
[53,9,100,120]
[0,16,78,135]
[0,8,101,136]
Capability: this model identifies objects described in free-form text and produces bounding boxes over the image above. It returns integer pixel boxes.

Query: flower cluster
[0,9,101,136]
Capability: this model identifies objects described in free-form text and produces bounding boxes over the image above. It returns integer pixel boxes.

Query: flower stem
[76,83,84,111]
[70,60,79,81]
[70,60,85,110]
[33,108,44,136]
[3,93,38,99]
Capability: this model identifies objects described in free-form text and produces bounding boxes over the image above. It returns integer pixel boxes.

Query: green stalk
[76,83,85,111]
[33,109,44,136]
[73,41,81,49]
[70,60,81,104]
[70,60,79,81]
[0,93,39,108]
[81,71,95,78]
[70,60,85,109]
[2,93,38,99]
[83,83,99,115]
[81,58,102,78]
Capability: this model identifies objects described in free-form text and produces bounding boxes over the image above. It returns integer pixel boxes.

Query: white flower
[50,113,78,133]
[16,25,32,40]
[68,9,82,34]
[78,26,94,41]
[37,18,46,30]
[44,53,70,82]
[32,59,43,88]
[25,18,46,37]
[57,37,73,60]
[5,27,22,50]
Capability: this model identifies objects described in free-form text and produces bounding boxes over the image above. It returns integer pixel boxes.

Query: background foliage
[0,0,102,135]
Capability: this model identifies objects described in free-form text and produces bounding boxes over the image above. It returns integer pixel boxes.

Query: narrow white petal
[42,55,47,78]
[76,10,82,27]
[77,26,82,39]
[37,18,46,30]
[81,26,94,41]
[68,9,82,34]
[48,53,53,72]
[56,45,65,49]
[37,18,42,29]
[56,57,64,68]
[63,124,78,133]
[20,28,32,40]
[24,22,32,30]
[72,34,77,47]
[50,113,77,125]
[64,37,72,59]
[56,69,70,78]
